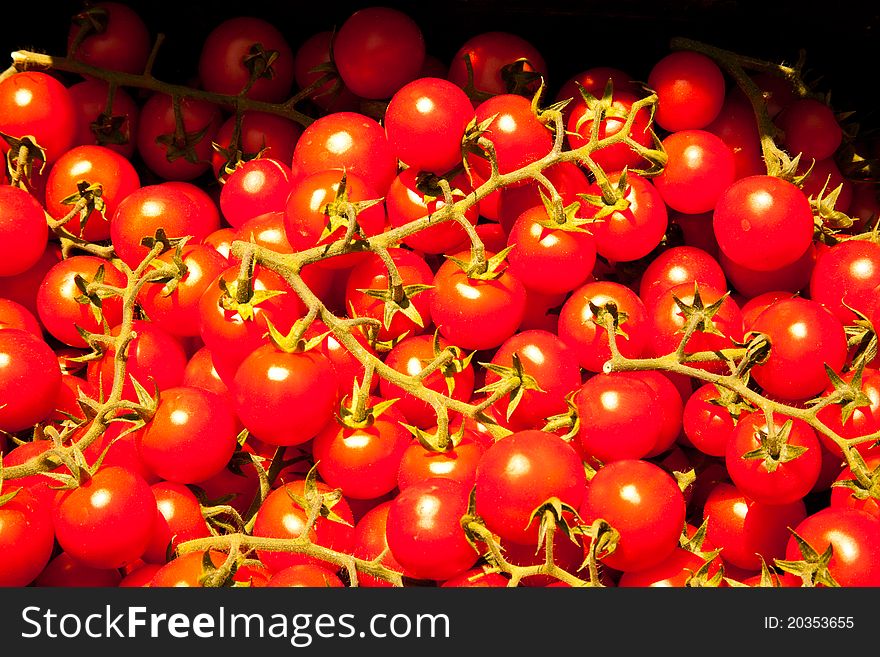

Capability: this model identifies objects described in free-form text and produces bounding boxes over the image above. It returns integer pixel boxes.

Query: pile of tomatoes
[1,1,879,589]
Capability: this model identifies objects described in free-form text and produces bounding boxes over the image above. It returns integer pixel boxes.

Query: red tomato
[142,481,211,564]
[441,566,510,588]
[654,130,737,214]
[293,31,359,112]
[0,71,77,164]
[53,465,157,570]
[497,161,590,233]
[211,111,302,178]
[266,564,345,587]
[34,552,122,588]
[0,330,62,432]
[351,501,409,587]
[830,455,880,519]
[198,16,294,102]
[580,459,686,572]
[639,246,727,309]
[784,507,880,586]
[0,245,61,318]
[68,79,140,158]
[45,144,141,241]
[618,370,684,456]
[566,91,653,173]
[0,488,55,587]
[148,550,227,587]
[182,345,229,398]
[233,344,338,446]
[67,2,151,75]
[815,369,880,457]
[0,185,49,277]
[720,243,817,298]
[397,432,485,492]
[705,91,765,180]
[429,251,527,351]
[447,31,547,97]
[557,280,650,372]
[777,98,843,161]
[617,548,707,587]
[713,175,814,272]
[138,386,239,484]
[219,158,292,228]
[556,67,640,122]
[0,298,41,337]
[386,477,478,581]
[648,51,726,131]
[725,412,822,505]
[809,240,880,323]
[750,297,847,401]
[474,430,587,544]
[682,383,737,457]
[333,7,425,100]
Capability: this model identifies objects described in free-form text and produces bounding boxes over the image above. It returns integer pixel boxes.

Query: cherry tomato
[266,564,345,587]
[447,31,547,98]
[220,157,292,228]
[68,79,140,158]
[0,185,49,277]
[34,552,122,588]
[67,2,151,75]
[497,161,590,233]
[682,383,738,457]
[809,240,880,323]
[648,51,726,131]
[142,481,211,564]
[0,329,62,432]
[211,111,302,179]
[293,31,359,112]
[0,487,55,587]
[639,246,727,309]
[351,501,409,587]
[777,98,843,161]
[705,90,765,180]
[654,130,737,214]
[566,91,653,173]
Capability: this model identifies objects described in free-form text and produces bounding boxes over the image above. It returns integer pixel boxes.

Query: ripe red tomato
[618,369,684,456]
[0,71,77,164]
[725,412,822,505]
[809,240,880,323]
[233,344,338,446]
[648,51,726,131]
[386,477,478,581]
[220,157,292,228]
[485,329,581,431]
[776,98,843,161]
[617,548,707,587]
[750,297,847,401]
[447,31,547,97]
[580,459,686,572]
[654,130,737,214]
[52,465,157,570]
[67,79,140,158]
[682,383,737,457]
[148,550,227,587]
[0,298,41,337]
[293,31,360,112]
[138,386,239,484]
[469,94,553,181]
[815,369,880,457]
[639,245,727,309]
[474,430,587,544]
[429,252,527,351]
[291,112,398,196]
[705,91,765,180]
[45,144,141,241]
[582,172,668,263]
[111,183,220,269]
[556,67,640,120]
[266,564,345,587]
[0,185,49,277]
[576,373,663,463]
[34,552,122,588]
[142,481,211,564]
[211,111,302,178]
[397,431,485,492]
[441,566,510,588]
[351,501,409,587]
[703,481,807,571]
[135,93,222,181]
[720,243,817,298]
[784,507,880,586]
[252,478,355,573]
[333,7,425,100]
[385,77,474,174]
[566,91,653,173]
[198,16,295,102]
[0,329,62,432]
[67,1,151,75]
[713,175,814,272]
[506,204,597,296]
[557,280,650,372]
[36,255,126,348]
[0,487,55,587]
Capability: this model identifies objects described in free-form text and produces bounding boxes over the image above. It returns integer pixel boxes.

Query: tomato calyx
[2,132,47,184]
[403,420,467,454]
[814,363,873,427]
[831,449,880,502]
[578,169,631,219]
[741,417,809,473]
[285,464,353,528]
[335,379,398,431]
[527,496,583,554]
[67,5,109,56]
[59,179,106,230]
[144,243,190,297]
[242,43,281,89]
[673,284,731,341]
[500,58,544,98]
[318,171,383,247]
[810,178,855,236]
[264,316,327,355]
[217,272,285,321]
[541,392,580,441]
[91,108,131,148]
[0,455,22,507]
[71,263,115,327]
[705,382,755,420]
[356,282,433,332]
[423,330,475,398]
[477,353,545,421]
[155,110,213,165]
[774,530,839,587]
[576,518,620,580]
[446,244,514,280]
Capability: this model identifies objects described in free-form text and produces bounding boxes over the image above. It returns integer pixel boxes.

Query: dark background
[4,0,880,125]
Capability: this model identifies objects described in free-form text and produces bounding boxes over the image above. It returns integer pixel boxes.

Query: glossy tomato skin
[713,175,814,272]
[138,386,239,484]
[429,253,527,352]
[447,31,547,98]
[579,459,686,573]
[233,345,337,446]
[385,77,473,174]
[45,144,141,241]
[266,564,345,588]
[654,130,737,215]
[617,370,684,456]
[639,246,727,309]
[0,330,62,433]
[291,112,398,196]
[648,51,725,131]
[142,481,211,564]
[777,98,842,162]
[351,501,409,587]
[809,240,880,323]
[557,280,649,372]
[750,297,848,402]
[385,169,477,255]
[111,183,219,269]
[198,16,294,102]
[682,383,737,457]
[474,430,587,544]
[252,479,355,573]
[67,2,151,75]
[703,481,807,571]
[725,413,822,505]
[486,330,581,431]
[576,373,662,464]
[211,111,302,178]
[584,173,668,263]
[219,158,292,228]
[507,205,597,296]
[136,93,222,181]
[386,477,478,581]
[36,255,126,348]
[397,433,485,492]
[0,185,49,277]
[52,466,157,570]
[333,7,425,100]
[148,550,227,587]
[0,487,56,587]
[784,507,880,587]
[0,298,41,337]
[0,71,77,165]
